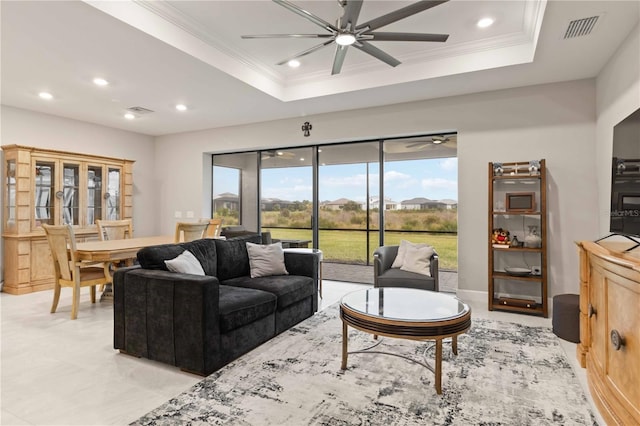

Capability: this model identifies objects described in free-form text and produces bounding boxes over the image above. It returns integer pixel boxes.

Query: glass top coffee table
[340,287,471,395]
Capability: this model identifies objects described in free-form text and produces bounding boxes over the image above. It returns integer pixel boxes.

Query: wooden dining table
[75,235,174,301]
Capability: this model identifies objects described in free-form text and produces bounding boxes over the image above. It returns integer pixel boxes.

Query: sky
[214,157,458,203]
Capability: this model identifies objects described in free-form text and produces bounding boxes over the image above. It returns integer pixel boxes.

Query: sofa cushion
[218,285,276,333]
[377,267,437,291]
[391,240,433,269]
[400,244,433,276]
[137,239,218,276]
[165,250,205,275]
[221,275,314,310]
[215,235,262,281]
[246,242,288,278]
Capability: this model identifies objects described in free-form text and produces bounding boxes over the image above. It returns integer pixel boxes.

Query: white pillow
[391,240,432,268]
[246,242,289,278]
[400,244,434,276]
[164,250,205,275]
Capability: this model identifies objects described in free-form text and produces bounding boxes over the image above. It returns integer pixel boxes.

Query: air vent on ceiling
[563,16,599,39]
[127,106,154,114]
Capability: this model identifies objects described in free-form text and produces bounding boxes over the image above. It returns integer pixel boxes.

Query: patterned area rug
[134,304,597,426]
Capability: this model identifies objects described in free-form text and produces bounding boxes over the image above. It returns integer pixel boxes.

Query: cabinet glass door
[106,167,121,220]
[34,161,55,227]
[6,159,16,229]
[62,163,80,225]
[87,165,103,225]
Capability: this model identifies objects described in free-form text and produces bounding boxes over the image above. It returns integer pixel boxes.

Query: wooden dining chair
[202,218,223,238]
[42,224,111,320]
[174,221,209,243]
[96,219,133,241]
[96,218,134,273]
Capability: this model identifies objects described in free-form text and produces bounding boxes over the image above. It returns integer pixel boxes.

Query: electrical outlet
[174,211,182,218]
[186,211,194,218]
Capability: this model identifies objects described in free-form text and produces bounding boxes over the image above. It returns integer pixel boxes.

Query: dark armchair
[373,245,439,291]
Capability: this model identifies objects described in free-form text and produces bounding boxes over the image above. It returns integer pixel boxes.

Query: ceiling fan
[262,150,297,160]
[406,134,457,150]
[241,0,450,75]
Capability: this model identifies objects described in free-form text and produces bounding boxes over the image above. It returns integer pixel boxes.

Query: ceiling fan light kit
[242,0,450,75]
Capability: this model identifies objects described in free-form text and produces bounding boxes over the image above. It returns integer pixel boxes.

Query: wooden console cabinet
[577,241,640,425]
[2,145,134,294]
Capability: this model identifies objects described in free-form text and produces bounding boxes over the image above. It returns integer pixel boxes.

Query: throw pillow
[400,244,434,276]
[391,240,432,268]
[164,250,205,275]
[246,242,289,278]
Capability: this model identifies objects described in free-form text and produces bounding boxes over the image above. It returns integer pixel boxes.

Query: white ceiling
[1,1,638,136]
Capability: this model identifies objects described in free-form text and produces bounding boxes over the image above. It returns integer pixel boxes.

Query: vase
[524,225,542,248]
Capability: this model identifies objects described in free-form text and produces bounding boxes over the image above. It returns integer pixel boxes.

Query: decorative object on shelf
[616,158,626,174]
[510,235,522,248]
[493,162,504,176]
[528,160,540,175]
[505,267,532,276]
[506,192,536,212]
[492,228,510,246]
[301,121,312,137]
[524,225,542,248]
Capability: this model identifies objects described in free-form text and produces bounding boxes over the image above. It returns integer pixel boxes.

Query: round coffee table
[340,287,471,394]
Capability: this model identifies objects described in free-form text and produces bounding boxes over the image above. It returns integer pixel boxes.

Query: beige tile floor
[1,281,603,425]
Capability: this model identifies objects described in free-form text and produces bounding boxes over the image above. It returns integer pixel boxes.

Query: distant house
[322,198,354,211]
[364,197,399,210]
[400,197,449,210]
[213,192,239,211]
[440,199,458,209]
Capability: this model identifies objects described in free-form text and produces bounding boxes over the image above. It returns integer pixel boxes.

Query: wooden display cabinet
[488,159,548,317]
[2,145,134,294]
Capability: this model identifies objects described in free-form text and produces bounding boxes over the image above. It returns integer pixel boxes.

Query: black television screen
[610,108,640,236]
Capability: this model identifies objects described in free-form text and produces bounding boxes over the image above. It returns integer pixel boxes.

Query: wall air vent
[127,106,154,114]
[563,16,599,39]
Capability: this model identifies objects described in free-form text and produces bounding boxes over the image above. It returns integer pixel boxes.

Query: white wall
[596,23,640,234]
[155,79,598,296]
[0,106,156,285]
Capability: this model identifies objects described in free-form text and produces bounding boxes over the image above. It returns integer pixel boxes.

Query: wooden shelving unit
[488,159,548,317]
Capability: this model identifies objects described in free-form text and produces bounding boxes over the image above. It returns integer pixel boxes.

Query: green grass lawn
[264,228,458,270]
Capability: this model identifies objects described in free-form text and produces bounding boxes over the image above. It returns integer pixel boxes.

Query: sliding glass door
[318,142,380,264]
[260,147,313,244]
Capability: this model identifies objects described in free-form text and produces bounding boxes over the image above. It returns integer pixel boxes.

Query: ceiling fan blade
[356,0,449,32]
[353,41,400,67]
[368,32,449,42]
[276,39,335,66]
[341,0,364,28]
[331,45,349,75]
[274,0,337,33]
[242,34,333,39]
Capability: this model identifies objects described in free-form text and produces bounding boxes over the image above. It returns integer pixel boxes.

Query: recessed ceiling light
[38,92,53,100]
[300,158,305,161]
[93,78,109,86]
[477,17,495,28]
[335,33,356,46]
[175,104,187,111]
[287,59,301,68]
[124,113,135,120]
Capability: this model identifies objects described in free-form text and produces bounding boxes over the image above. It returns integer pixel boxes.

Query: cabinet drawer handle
[610,330,625,351]
[588,304,596,318]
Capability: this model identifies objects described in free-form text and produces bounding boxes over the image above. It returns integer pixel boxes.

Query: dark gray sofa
[113,235,319,376]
